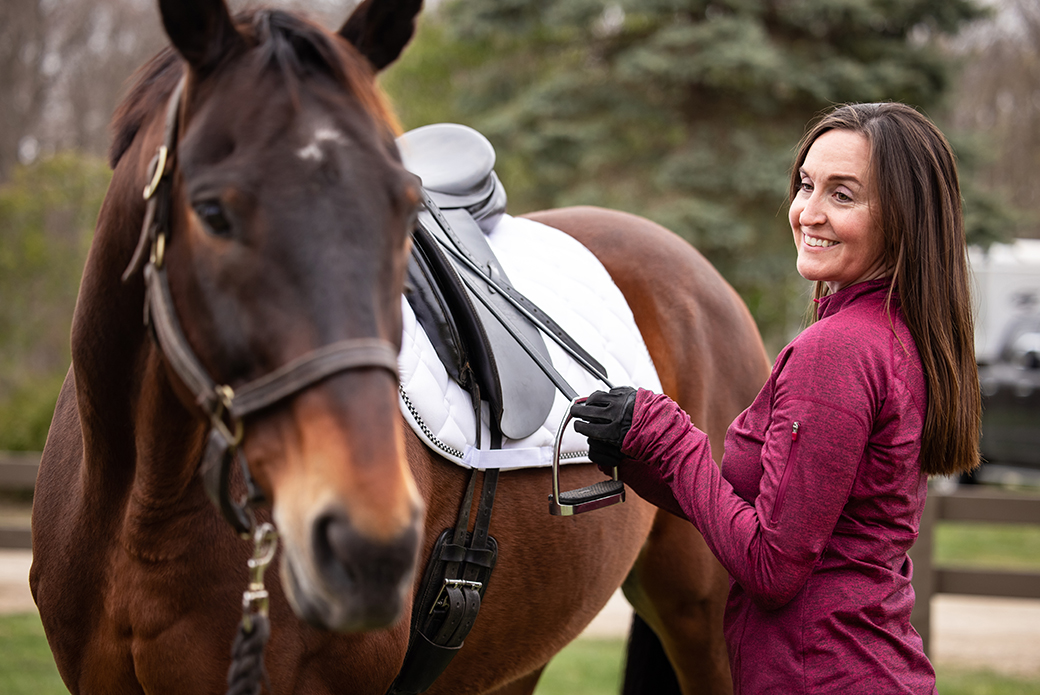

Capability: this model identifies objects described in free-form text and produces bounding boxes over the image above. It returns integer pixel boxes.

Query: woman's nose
[798,194,826,227]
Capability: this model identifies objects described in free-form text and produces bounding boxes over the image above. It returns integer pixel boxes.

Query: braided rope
[226,612,271,695]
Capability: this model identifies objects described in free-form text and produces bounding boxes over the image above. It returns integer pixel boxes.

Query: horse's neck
[71,163,209,548]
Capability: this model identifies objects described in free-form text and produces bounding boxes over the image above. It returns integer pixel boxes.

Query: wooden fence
[909,485,1040,655]
[3,451,1040,657]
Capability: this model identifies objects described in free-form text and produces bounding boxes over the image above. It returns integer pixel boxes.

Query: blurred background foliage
[0,154,110,450]
[1,0,1039,450]
[381,0,1033,351]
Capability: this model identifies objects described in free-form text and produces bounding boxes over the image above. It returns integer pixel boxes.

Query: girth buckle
[430,579,483,615]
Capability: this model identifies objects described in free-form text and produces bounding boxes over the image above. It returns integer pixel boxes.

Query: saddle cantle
[396,122,507,226]
[398,123,561,441]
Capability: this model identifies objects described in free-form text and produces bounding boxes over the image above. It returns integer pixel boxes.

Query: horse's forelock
[108,8,399,169]
[249,9,400,135]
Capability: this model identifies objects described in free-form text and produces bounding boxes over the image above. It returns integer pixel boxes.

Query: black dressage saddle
[398,123,604,443]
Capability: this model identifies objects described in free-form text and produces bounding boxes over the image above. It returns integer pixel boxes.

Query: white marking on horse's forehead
[296,126,349,163]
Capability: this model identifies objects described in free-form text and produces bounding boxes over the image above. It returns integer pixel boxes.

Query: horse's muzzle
[280,503,422,632]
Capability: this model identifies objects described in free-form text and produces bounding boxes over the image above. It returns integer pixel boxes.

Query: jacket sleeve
[622,343,874,610]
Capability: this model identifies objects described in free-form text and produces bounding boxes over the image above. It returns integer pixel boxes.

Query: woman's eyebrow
[799,167,863,188]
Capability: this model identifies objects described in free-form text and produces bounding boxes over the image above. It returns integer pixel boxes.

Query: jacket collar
[816,277,893,320]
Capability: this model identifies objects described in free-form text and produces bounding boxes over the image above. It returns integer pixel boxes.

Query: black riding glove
[570,386,637,469]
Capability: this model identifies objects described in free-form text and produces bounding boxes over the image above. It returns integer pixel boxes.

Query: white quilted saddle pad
[398,213,662,469]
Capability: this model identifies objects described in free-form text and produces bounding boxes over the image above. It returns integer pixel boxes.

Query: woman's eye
[799,181,812,193]
[835,191,852,203]
[194,200,232,238]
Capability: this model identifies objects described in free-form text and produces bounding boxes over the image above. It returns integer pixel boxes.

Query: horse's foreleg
[623,510,732,695]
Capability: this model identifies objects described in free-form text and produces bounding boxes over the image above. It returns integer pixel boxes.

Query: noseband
[123,75,400,536]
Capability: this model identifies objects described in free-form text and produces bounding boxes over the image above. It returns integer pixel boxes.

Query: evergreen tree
[384,0,992,349]
[0,152,109,449]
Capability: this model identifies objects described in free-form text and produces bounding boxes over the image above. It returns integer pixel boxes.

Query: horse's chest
[81,554,243,692]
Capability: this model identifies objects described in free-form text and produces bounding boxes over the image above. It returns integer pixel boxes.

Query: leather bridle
[123,74,401,536]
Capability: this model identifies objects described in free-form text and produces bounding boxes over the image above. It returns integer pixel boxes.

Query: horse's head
[142,0,425,631]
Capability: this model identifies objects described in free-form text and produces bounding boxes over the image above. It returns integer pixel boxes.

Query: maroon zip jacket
[618,279,935,694]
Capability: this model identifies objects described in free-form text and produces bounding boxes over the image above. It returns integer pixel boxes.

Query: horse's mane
[109,9,398,169]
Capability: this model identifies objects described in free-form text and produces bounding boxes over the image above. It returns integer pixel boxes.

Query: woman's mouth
[803,233,837,248]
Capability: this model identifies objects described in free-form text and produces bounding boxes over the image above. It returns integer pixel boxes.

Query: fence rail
[0,451,39,550]
[909,485,1040,655]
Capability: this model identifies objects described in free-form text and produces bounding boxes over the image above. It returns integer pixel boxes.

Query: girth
[385,466,499,695]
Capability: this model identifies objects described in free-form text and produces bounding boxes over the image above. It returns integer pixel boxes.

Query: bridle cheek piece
[123,74,401,537]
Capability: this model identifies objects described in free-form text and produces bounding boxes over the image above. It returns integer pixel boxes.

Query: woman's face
[789,129,887,293]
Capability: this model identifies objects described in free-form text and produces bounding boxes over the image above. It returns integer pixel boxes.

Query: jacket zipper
[770,421,800,525]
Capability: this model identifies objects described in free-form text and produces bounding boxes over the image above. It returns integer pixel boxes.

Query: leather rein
[122,75,401,537]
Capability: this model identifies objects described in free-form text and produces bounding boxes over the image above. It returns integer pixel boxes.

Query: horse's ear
[339,0,423,71]
[158,0,243,73]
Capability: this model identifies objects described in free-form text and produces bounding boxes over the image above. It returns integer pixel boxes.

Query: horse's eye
[193,200,232,238]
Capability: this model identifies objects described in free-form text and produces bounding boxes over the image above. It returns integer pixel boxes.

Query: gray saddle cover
[396,124,556,441]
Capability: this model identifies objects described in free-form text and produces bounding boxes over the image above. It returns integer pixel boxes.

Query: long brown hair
[790,103,980,476]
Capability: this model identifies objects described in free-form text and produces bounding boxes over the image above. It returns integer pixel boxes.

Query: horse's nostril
[312,508,421,591]
[313,511,358,585]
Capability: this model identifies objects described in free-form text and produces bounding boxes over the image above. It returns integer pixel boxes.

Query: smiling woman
[568,102,982,694]
[788,103,981,480]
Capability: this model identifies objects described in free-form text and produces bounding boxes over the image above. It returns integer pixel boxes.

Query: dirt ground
[4,548,1038,678]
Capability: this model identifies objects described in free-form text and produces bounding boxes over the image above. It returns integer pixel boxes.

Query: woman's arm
[623,361,872,610]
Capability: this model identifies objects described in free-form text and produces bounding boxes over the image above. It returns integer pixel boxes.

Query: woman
[572,102,980,693]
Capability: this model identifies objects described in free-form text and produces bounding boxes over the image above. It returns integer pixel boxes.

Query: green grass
[935,522,1040,571]
[0,613,66,694]
[2,612,1039,694]
[935,667,1040,695]
[534,638,625,695]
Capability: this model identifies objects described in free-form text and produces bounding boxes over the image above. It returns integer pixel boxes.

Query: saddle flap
[398,213,662,468]
[410,207,558,440]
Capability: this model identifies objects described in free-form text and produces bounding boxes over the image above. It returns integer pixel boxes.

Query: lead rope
[227,522,278,695]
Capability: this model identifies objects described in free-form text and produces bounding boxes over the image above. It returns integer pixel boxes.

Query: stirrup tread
[559,479,625,506]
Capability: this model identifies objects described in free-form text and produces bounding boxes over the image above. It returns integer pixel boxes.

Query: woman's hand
[570,386,637,468]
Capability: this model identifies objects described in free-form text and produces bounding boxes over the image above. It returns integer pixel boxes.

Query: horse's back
[526,206,768,441]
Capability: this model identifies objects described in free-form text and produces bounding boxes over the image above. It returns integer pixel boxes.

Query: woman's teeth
[804,234,837,248]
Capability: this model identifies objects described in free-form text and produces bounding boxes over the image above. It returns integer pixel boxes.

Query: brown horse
[29,1,770,693]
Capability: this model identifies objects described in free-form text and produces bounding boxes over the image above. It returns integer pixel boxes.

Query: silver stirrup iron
[549,397,626,516]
